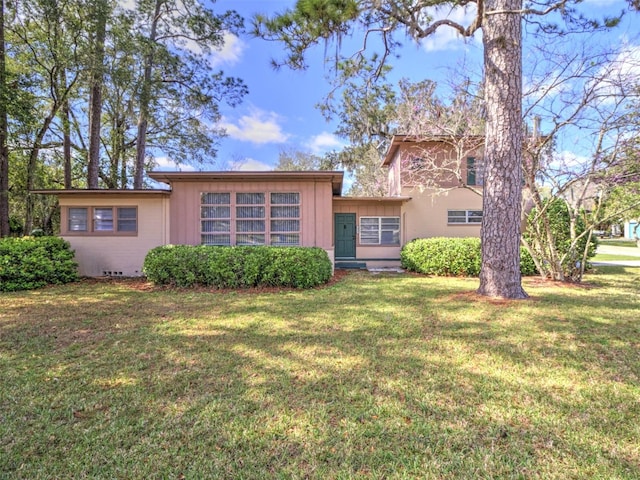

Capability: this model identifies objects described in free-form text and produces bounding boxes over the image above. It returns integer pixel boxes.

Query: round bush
[0,236,78,292]
[401,237,538,277]
[143,245,332,289]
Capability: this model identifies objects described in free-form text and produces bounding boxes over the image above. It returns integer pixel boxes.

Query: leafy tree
[131,0,247,188]
[274,148,334,171]
[521,36,640,280]
[524,198,597,281]
[254,0,632,298]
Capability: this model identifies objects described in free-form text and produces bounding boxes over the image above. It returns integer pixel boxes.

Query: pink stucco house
[36,135,484,276]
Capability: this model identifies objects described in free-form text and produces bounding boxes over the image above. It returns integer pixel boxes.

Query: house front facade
[36,135,484,276]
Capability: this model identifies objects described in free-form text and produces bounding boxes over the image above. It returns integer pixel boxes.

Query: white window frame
[359,216,400,245]
[447,210,483,224]
[200,192,301,246]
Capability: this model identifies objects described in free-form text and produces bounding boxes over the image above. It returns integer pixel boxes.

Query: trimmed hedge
[0,236,78,292]
[143,245,333,289]
[401,237,538,277]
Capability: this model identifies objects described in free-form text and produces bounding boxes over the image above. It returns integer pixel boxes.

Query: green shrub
[143,245,332,289]
[401,237,482,276]
[401,237,538,277]
[519,247,538,276]
[0,236,78,292]
[523,198,597,280]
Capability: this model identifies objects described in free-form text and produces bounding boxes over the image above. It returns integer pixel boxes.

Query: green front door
[335,213,356,258]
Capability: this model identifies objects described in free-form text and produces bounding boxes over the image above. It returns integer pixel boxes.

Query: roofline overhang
[31,189,171,196]
[333,195,412,203]
[148,170,345,196]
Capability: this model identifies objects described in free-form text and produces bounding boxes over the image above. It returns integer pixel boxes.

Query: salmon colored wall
[59,194,170,277]
[388,141,484,193]
[168,179,334,250]
[332,199,403,259]
[400,187,482,241]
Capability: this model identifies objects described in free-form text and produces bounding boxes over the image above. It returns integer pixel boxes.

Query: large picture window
[448,210,482,224]
[200,192,300,246]
[360,217,400,245]
[66,207,137,235]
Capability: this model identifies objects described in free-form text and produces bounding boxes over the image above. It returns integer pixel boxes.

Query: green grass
[598,238,639,248]
[592,253,640,262]
[1,269,640,479]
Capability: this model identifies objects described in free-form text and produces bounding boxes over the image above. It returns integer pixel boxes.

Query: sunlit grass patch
[1,269,639,478]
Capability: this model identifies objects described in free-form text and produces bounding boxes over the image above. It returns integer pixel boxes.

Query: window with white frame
[447,210,482,224]
[201,192,231,245]
[270,192,300,246]
[66,206,137,234]
[360,216,400,245]
[200,192,300,246]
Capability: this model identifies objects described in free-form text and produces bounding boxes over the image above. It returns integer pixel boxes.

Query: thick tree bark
[87,2,108,189]
[477,0,528,299]
[0,0,9,237]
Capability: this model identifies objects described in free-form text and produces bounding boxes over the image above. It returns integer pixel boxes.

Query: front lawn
[1,269,639,479]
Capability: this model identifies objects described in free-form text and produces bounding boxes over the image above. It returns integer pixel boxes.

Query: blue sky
[155,0,638,173]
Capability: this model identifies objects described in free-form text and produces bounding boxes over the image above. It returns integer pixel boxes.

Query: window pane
[271,219,299,232]
[201,206,230,219]
[68,208,88,232]
[360,232,379,244]
[271,192,300,205]
[381,230,400,245]
[94,208,113,231]
[237,234,265,246]
[381,217,400,228]
[236,220,265,233]
[271,234,299,246]
[201,193,230,205]
[361,217,379,226]
[202,220,230,233]
[468,211,483,223]
[271,206,299,218]
[237,206,265,219]
[201,234,230,246]
[236,193,264,205]
[117,208,137,232]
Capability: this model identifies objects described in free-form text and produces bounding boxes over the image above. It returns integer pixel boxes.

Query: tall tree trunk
[134,0,162,189]
[87,0,108,189]
[477,0,528,299]
[0,0,9,237]
[61,69,72,189]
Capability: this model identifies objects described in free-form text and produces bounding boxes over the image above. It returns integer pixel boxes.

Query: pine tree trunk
[0,0,9,237]
[87,2,107,189]
[477,0,528,299]
[134,0,162,189]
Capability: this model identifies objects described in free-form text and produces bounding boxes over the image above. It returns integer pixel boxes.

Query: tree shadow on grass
[1,271,639,478]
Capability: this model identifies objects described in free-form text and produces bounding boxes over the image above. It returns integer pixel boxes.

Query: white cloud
[210,33,245,67]
[182,32,246,68]
[153,156,196,172]
[220,108,290,144]
[306,132,345,154]
[230,157,273,171]
[420,5,481,52]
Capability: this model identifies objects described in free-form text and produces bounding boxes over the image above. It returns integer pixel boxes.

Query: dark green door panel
[335,213,356,258]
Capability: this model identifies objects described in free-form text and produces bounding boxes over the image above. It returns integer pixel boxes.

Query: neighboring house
[34,135,484,276]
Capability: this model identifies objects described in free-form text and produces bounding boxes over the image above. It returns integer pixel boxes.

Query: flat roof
[31,189,171,196]
[148,170,345,196]
[333,196,411,202]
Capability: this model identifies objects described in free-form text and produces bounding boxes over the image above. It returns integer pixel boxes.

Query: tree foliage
[2,0,248,234]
